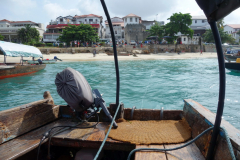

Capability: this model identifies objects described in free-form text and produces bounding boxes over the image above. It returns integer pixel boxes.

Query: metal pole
[206,21,226,160]
[100,0,120,106]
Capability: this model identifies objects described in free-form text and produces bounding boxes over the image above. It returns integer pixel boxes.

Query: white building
[142,20,164,30]
[122,14,141,27]
[180,15,210,44]
[0,19,45,42]
[105,17,124,41]
[44,14,103,43]
[224,24,240,43]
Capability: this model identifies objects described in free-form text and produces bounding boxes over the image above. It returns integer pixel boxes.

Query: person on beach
[200,49,203,55]
[92,47,96,57]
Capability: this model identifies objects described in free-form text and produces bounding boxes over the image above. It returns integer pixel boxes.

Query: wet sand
[0,52,217,63]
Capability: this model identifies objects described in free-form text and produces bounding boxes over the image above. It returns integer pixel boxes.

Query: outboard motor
[38,59,42,64]
[55,67,118,128]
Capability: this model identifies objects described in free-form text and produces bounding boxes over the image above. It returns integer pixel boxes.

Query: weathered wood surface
[0,99,60,144]
[183,99,240,159]
[124,109,182,120]
[165,142,205,160]
[0,63,46,79]
[59,105,183,121]
[51,121,135,151]
[0,119,72,160]
[135,145,166,160]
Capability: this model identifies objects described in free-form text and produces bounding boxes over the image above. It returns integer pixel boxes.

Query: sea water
[0,59,240,129]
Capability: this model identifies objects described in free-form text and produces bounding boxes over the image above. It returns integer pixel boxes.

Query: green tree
[0,34,4,40]
[148,22,164,42]
[57,24,99,45]
[203,28,235,44]
[164,12,194,43]
[17,24,40,43]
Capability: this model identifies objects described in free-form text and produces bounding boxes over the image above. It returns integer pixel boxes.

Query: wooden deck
[0,118,205,160]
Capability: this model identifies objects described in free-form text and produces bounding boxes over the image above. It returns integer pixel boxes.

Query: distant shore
[0,52,218,63]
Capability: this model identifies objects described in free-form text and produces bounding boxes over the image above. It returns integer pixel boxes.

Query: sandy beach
[0,52,217,63]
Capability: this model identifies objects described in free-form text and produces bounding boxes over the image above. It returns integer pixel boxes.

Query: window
[135,18,137,22]
[202,20,204,23]
[7,25,9,27]
[115,30,117,34]
[85,19,87,22]
[89,19,93,22]
[60,18,63,22]
[195,20,197,23]
[125,18,127,22]
[184,38,186,41]
[130,18,132,22]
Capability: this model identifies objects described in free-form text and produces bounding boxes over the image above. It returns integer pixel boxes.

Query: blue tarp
[0,41,43,58]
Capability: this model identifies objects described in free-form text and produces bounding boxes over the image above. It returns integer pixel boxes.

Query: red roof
[75,14,102,19]
[46,24,99,29]
[0,19,11,22]
[0,19,36,24]
[123,13,141,19]
[226,24,240,29]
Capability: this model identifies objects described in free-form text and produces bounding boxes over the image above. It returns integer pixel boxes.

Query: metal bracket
[131,106,136,120]
[160,107,164,120]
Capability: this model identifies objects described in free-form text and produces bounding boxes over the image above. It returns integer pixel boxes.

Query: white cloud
[43,2,82,20]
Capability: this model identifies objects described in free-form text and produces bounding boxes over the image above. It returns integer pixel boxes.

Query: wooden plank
[183,99,240,159]
[164,142,205,160]
[0,119,73,160]
[86,122,109,141]
[135,145,166,160]
[53,122,96,140]
[51,122,135,151]
[124,109,182,120]
[0,103,60,144]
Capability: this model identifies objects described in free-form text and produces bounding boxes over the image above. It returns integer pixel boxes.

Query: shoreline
[0,52,218,63]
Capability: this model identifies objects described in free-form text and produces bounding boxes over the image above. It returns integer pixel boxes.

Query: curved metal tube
[100,0,120,106]
[206,21,226,160]
[131,106,136,119]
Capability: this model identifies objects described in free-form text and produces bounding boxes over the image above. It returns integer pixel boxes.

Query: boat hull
[225,62,240,71]
[224,54,240,61]
[0,64,46,79]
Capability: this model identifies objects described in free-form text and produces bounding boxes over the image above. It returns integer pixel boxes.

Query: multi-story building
[123,14,150,43]
[142,20,164,30]
[105,17,124,41]
[43,14,103,43]
[224,24,240,43]
[0,19,45,43]
[180,15,210,44]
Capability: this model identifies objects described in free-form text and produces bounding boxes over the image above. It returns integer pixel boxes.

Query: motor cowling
[55,67,94,112]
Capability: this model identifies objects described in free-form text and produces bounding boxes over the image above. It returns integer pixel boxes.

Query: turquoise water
[0,59,240,129]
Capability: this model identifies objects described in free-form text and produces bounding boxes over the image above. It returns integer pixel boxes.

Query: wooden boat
[0,0,239,160]
[0,63,46,79]
[0,41,46,79]
[224,54,240,62]
[0,92,239,160]
[225,62,240,72]
[25,59,57,64]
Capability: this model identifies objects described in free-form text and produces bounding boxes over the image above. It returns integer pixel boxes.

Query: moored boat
[225,58,240,72]
[25,59,57,64]
[0,41,46,79]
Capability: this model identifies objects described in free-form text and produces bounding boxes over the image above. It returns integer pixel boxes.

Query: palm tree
[17,24,39,44]
[216,19,224,29]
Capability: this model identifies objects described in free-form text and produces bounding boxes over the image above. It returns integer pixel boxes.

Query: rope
[220,127,236,160]
[93,102,122,160]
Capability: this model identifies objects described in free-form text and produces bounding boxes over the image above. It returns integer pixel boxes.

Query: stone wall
[124,24,150,43]
[39,44,205,55]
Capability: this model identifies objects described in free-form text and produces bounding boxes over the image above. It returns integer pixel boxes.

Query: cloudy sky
[1,0,240,28]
